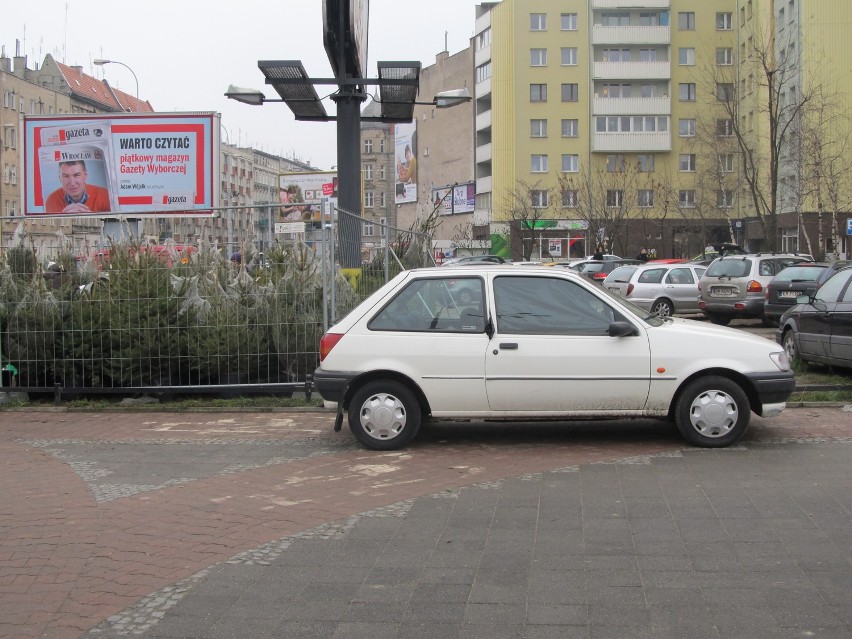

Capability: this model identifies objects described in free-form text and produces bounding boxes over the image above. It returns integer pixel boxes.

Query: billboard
[278,171,338,228]
[394,121,417,204]
[22,112,218,217]
[431,182,475,215]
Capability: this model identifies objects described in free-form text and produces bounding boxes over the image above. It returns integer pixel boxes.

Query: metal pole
[321,221,328,332]
[331,91,365,268]
[330,205,336,325]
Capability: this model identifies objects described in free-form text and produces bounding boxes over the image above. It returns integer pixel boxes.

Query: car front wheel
[348,380,422,450]
[675,376,750,447]
[782,329,799,365]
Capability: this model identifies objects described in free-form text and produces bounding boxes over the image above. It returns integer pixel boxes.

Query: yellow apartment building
[473,0,851,260]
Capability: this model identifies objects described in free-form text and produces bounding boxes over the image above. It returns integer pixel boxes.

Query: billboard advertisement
[279,171,337,228]
[394,121,417,204]
[22,112,218,217]
[431,182,475,215]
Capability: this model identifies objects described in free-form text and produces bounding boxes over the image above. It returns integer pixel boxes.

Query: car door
[828,270,852,363]
[797,270,848,358]
[485,273,651,412]
[664,267,700,312]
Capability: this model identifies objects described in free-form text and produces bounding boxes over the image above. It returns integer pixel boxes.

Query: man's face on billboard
[59,163,88,200]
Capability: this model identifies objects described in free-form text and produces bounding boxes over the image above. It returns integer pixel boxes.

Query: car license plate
[711,286,736,296]
[608,287,620,294]
[779,290,801,299]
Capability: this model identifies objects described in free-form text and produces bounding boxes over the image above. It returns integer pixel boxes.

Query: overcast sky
[3,0,483,169]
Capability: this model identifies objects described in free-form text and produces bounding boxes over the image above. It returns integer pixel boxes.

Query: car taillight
[626,283,634,296]
[747,280,763,293]
[592,272,607,280]
[319,332,344,362]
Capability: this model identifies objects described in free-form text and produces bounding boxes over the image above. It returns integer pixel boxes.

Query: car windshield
[705,258,751,277]
[771,265,825,282]
[579,262,605,273]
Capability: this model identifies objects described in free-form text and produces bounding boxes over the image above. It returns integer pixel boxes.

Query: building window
[530,13,546,30]
[679,119,696,137]
[638,155,655,172]
[717,190,734,208]
[380,164,386,179]
[678,12,695,30]
[363,220,374,236]
[560,48,578,66]
[562,189,578,207]
[717,118,734,137]
[562,119,579,137]
[364,139,372,153]
[561,13,577,30]
[607,155,626,172]
[531,190,548,208]
[530,48,548,66]
[638,189,654,207]
[602,13,630,27]
[477,27,491,50]
[561,84,579,102]
[602,83,630,98]
[602,48,631,62]
[531,154,549,173]
[364,190,374,208]
[717,12,733,30]
[717,48,733,65]
[717,83,734,101]
[606,190,624,208]
[363,164,373,180]
[639,49,658,62]
[530,84,548,102]
[679,154,697,172]
[476,62,492,83]
[719,154,734,173]
[678,48,696,65]
[531,119,548,137]
[679,190,696,208]
[679,83,696,101]
[562,154,579,173]
[379,192,386,207]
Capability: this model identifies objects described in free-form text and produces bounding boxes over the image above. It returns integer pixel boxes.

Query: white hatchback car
[314,266,794,451]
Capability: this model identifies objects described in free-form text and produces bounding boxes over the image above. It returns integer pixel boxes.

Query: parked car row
[603,262,707,317]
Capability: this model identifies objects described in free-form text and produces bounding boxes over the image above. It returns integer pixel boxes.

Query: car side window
[759,260,775,276]
[666,268,694,284]
[815,271,850,303]
[638,268,666,284]
[841,274,852,302]
[368,277,485,333]
[494,275,621,335]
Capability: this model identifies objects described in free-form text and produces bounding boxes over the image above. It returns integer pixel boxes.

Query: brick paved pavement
[0,406,850,638]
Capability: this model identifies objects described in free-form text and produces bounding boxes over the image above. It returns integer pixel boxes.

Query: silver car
[604,263,706,317]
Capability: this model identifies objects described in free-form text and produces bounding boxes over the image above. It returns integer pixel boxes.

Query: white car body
[315,266,794,450]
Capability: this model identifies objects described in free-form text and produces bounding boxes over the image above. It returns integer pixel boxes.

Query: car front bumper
[745,370,796,413]
[701,298,765,319]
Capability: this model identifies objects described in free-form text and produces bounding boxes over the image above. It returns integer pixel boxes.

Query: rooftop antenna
[444,31,448,53]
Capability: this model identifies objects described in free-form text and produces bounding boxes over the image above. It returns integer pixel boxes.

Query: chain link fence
[0,208,434,399]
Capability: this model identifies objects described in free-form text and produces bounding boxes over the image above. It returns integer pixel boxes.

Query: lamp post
[93,58,139,100]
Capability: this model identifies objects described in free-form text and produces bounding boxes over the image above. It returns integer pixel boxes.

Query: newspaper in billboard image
[39,121,112,147]
[38,144,117,214]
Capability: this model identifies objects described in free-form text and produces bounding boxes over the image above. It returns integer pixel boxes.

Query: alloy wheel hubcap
[688,390,738,438]
[360,392,406,440]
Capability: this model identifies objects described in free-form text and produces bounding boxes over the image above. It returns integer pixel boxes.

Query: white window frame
[562,154,579,173]
[678,48,696,65]
[531,154,549,173]
[560,47,578,66]
[561,83,579,102]
[717,48,733,65]
[530,84,548,102]
[679,190,696,208]
[638,189,655,207]
[531,190,548,208]
[561,13,577,31]
[606,190,624,208]
[530,119,548,138]
[530,13,547,31]
[364,139,372,153]
[717,190,734,208]
[364,190,374,208]
[717,12,733,30]
[530,48,548,66]
[718,154,734,173]
[679,119,696,137]
[678,12,695,30]
[562,189,578,208]
[679,83,696,101]
[679,154,697,172]
[561,119,579,137]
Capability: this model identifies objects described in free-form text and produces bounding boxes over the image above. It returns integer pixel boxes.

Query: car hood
[656,316,781,349]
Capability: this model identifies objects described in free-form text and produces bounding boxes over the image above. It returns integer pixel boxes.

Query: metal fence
[0,208,434,399]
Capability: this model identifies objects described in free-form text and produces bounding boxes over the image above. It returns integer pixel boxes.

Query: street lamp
[93,58,139,100]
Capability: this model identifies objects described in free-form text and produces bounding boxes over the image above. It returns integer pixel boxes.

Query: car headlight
[770,351,791,371]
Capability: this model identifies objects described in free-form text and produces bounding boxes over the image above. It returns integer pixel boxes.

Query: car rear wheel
[675,376,750,447]
[782,329,799,365]
[706,313,731,326]
[348,380,421,450]
[651,298,674,317]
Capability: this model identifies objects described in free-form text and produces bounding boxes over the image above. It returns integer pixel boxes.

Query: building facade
[473,0,851,260]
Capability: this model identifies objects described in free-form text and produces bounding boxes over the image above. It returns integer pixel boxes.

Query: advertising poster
[394,121,417,204]
[279,171,337,228]
[431,182,475,215]
[23,113,218,216]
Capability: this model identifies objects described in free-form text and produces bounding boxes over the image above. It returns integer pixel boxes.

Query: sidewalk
[0,406,850,638]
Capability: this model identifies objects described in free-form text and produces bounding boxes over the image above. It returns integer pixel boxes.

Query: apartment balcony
[592,0,669,7]
[476,109,492,132]
[592,25,670,45]
[476,142,493,163]
[593,60,670,80]
[592,131,671,152]
[475,76,492,99]
[474,43,491,68]
[593,95,670,115]
[476,175,493,194]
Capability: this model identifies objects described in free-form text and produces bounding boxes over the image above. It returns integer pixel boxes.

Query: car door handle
[499,343,518,350]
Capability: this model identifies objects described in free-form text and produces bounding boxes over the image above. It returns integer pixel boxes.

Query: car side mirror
[608,321,637,337]
[811,299,828,312]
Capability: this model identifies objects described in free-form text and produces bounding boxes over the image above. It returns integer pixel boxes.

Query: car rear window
[771,265,825,282]
[706,259,751,277]
[607,266,637,281]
